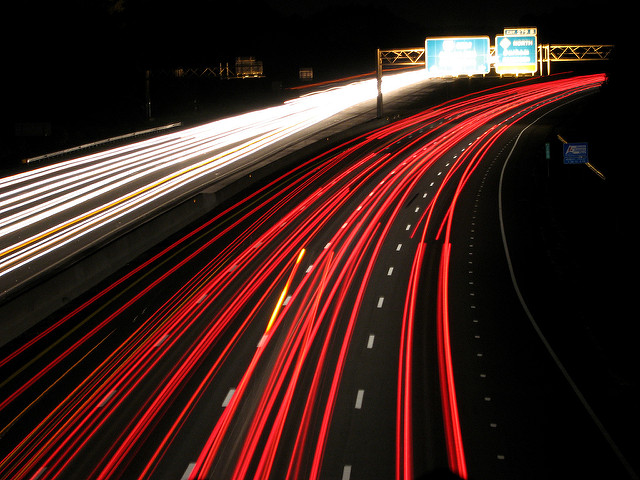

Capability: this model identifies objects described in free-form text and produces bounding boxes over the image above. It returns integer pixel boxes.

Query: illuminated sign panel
[504,27,537,36]
[495,35,538,74]
[425,37,491,76]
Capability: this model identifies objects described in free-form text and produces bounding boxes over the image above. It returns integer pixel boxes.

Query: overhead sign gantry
[375,27,613,117]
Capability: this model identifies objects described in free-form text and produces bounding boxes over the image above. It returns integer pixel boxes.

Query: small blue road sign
[563,142,589,164]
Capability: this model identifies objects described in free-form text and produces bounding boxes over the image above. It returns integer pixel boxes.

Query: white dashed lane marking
[222,388,235,407]
[367,334,375,349]
[342,465,352,480]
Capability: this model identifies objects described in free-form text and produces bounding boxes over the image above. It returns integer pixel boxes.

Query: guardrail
[22,122,182,165]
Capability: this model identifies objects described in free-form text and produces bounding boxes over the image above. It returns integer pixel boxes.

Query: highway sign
[563,142,589,164]
[504,27,537,36]
[425,37,491,76]
[495,35,538,74]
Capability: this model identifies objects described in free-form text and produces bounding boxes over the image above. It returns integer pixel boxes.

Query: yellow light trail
[265,248,306,334]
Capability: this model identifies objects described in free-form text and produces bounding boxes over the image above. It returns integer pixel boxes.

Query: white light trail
[0,70,431,280]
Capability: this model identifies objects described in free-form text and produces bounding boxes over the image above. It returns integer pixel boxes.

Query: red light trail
[0,73,606,480]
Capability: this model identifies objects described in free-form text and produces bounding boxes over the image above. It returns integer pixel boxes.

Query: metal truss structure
[378,48,425,67]
[375,43,614,117]
[546,44,614,61]
[539,44,615,74]
[171,58,265,79]
[173,65,235,79]
[377,44,614,71]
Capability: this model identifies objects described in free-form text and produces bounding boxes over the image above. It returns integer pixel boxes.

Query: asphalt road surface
[1,73,635,480]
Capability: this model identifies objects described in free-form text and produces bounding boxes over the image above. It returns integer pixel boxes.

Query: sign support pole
[376,48,383,119]
[145,70,152,120]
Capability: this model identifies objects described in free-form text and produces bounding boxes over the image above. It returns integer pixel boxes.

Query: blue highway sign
[425,37,491,76]
[563,142,589,164]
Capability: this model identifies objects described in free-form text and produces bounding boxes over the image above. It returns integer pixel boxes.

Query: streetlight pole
[145,69,152,120]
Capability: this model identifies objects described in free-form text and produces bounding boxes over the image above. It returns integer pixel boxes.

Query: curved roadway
[1,73,634,480]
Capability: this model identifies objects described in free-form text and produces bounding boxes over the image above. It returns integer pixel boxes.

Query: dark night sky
[2,0,628,136]
[5,0,623,72]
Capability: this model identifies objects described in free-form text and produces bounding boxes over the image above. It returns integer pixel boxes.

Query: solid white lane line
[497,103,636,479]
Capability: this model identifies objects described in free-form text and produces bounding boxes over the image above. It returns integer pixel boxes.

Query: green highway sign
[495,34,538,74]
